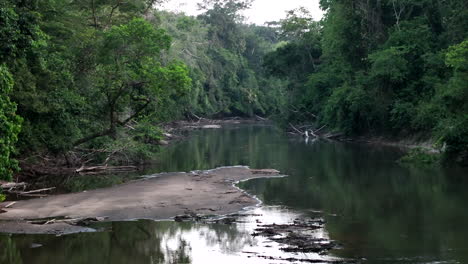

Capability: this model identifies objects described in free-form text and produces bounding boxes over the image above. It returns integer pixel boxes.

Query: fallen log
[17,194,49,198]
[20,187,56,195]
[28,216,107,226]
[76,165,138,173]
[289,123,305,135]
[2,186,55,197]
[314,125,327,134]
[289,123,333,140]
[255,115,268,121]
[4,202,16,208]
[1,182,27,190]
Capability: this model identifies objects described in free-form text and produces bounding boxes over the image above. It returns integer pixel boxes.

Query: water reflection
[2,125,468,263]
[0,207,337,264]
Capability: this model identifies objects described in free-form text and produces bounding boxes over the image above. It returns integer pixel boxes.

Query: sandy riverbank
[0,166,280,234]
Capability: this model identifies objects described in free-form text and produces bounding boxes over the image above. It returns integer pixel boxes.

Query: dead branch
[308,129,318,138]
[20,187,56,195]
[191,112,202,122]
[314,125,327,134]
[289,123,305,135]
[76,165,138,173]
[4,202,16,208]
[1,182,27,190]
[255,115,268,121]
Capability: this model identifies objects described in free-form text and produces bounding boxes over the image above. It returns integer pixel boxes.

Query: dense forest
[1,0,467,184]
[264,0,468,165]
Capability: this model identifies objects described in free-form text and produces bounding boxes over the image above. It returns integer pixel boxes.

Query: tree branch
[118,98,151,126]
[91,0,99,28]
[108,0,123,28]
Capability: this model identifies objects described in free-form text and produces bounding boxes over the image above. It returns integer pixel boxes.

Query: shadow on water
[2,125,468,263]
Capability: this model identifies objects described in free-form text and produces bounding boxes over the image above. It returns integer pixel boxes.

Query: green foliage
[155,7,286,118]
[0,0,288,172]
[369,46,409,82]
[0,1,43,62]
[4,0,466,169]
[265,0,468,164]
[446,40,468,71]
[399,148,441,166]
[263,7,323,122]
[323,82,376,134]
[0,65,22,181]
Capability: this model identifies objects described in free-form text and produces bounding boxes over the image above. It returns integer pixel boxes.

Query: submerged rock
[252,218,339,255]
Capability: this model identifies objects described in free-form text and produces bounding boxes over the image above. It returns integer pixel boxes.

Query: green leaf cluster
[264,0,468,164]
[0,66,22,180]
[0,0,290,169]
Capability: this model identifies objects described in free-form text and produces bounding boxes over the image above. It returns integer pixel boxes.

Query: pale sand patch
[0,167,280,234]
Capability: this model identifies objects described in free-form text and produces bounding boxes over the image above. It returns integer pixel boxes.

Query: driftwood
[289,123,305,135]
[289,123,342,140]
[19,194,50,198]
[1,182,27,190]
[255,115,268,121]
[3,187,56,197]
[1,183,55,197]
[4,202,16,208]
[75,165,138,173]
[20,187,56,195]
[28,216,106,226]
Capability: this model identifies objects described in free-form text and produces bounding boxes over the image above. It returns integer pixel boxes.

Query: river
[1,124,467,263]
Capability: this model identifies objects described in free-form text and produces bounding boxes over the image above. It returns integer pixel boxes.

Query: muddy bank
[0,166,280,234]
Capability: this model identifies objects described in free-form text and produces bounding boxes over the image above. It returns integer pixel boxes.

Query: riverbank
[0,166,280,234]
[10,117,268,193]
[286,123,451,165]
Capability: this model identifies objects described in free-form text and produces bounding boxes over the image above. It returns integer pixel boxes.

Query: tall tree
[0,0,43,180]
[74,18,191,146]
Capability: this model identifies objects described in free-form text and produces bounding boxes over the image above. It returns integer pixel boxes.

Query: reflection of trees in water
[2,219,255,264]
[240,139,468,262]
[156,125,287,172]
[0,235,23,264]
[107,221,166,263]
[198,223,255,254]
[6,126,468,263]
[164,238,191,264]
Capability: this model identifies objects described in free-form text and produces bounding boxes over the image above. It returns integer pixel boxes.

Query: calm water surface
[1,125,468,263]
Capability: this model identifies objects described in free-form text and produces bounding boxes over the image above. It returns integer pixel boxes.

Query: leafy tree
[0,0,42,179]
[0,66,22,181]
[266,0,468,163]
[263,7,322,122]
[74,18,191,146]
[153,1,285,118]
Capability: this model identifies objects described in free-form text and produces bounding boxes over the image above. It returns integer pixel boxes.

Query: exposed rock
[252,218,338,255]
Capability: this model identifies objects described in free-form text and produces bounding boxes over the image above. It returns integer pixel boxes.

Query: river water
[1,124,468,263]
